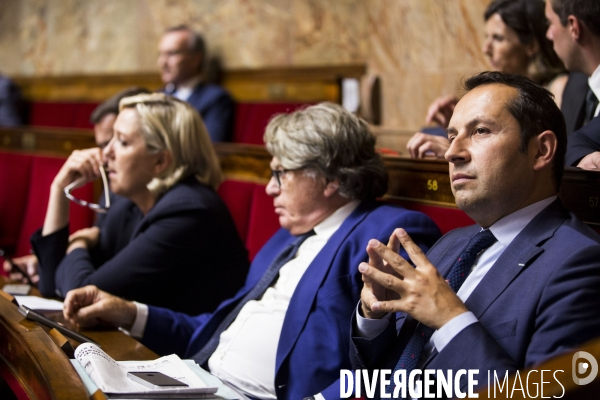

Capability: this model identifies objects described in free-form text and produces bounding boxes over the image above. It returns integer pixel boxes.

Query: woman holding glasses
[31,93,249,315]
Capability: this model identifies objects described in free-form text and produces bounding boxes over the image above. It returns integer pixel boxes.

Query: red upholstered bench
[0,153,33,252]
[233,103,309,145]
[28,101,98,129]
[0,151,95,275]
[217,179,280,260]
[393,200,474,235]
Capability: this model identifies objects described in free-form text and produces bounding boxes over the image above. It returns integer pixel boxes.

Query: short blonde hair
[119,93,221,195]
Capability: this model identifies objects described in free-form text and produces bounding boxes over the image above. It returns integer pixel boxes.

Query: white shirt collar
[177,73,204,90]
[165,74,204,101]
[312,200,360,239]
[487,196,557,247]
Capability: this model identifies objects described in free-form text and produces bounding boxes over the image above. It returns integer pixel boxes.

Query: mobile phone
[18,305,100,346]
[127,371,189,389]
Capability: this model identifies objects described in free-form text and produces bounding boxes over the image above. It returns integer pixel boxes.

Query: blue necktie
[192,230,315,365]
[386,229,497,395]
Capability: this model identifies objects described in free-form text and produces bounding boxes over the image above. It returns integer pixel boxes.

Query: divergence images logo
[572,351,598,385]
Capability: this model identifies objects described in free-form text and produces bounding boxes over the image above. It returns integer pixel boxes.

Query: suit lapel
[275,203,371,373]
[425,200,568,366]
[465,200,566,318]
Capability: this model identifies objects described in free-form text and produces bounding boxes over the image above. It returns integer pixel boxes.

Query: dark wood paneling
[0,276,158,399]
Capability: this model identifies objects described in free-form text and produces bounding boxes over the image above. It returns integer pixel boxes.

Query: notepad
[14,295,63,311]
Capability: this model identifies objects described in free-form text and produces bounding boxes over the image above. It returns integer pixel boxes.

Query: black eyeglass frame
[270,167,305,187]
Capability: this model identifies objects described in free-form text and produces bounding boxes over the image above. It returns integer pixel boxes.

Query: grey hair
[119,93,221,195]
[263,102,387,201]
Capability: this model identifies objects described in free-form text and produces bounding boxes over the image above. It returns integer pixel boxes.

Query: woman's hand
[43,148,103,236]
[67,227,100,254]
[52,148,103,191]
[425,94,459,128]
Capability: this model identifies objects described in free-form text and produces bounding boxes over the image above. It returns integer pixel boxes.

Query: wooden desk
[213,143,600,227]
[0,276,157,400]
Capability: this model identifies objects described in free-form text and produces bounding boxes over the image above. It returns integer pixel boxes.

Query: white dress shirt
[588,64,600,118]
[130,200,359,400]
[165,74,204,102]
[357,196,557,353]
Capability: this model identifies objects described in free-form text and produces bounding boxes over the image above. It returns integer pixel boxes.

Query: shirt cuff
[355,302,392,339]
[314,394,325,400]
[122,302,148,339]
[430,311,477,352]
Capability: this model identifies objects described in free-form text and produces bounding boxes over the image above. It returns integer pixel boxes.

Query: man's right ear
[568,15,582,41]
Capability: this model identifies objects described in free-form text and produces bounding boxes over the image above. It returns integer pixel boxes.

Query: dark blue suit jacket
[351,200,600,395]
[169,83,235,142]
[141,201,441,400]
[32,176,249,315]
[0,74,24,127]
[561,71,589,136]
[565,115,600,166]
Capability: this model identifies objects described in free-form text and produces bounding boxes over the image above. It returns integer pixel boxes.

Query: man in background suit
[546,0,600,169]
[158,26,234,142]
[351,72,600,397]
[0,74,24,127]
[63,102,441,400]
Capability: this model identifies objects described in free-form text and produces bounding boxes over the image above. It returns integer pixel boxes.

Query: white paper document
[14,295,63,311]
[75,342,217,398]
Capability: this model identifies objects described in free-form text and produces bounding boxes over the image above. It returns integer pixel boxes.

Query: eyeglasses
[270,167,304,188]
[63,165,111,213]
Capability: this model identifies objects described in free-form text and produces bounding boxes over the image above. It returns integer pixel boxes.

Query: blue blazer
[179,83,235,143]
[351,200,600,395]
[141,201,441,399]
[565,115,600,166]
[32,176,249,315]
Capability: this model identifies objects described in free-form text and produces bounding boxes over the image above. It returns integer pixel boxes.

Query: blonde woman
[33,94,248,314]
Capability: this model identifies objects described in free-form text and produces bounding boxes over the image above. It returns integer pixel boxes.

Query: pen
[0,249,34,286]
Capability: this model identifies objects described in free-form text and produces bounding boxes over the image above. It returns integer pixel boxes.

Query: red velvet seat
[29,102,98,129]
[217,179,280,261]
[14,155,95,257]
[393,200,474,235]
[233,103,309,145]
[0,153,33,252]
[245,184,280,260]
[217,179,255,243]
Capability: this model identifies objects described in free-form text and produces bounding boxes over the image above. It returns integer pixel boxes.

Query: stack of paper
[73,343,238,399]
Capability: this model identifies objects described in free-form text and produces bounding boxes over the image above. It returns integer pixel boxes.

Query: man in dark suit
[0,74,24,127]
[546,0,600,169]
[62,103,441,400]
[158,26,234,142]
[565,115,600,169]
[351,72,600,398]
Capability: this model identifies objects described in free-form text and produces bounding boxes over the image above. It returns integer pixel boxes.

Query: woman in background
[408,0,567,158]
[33,93,248,315]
